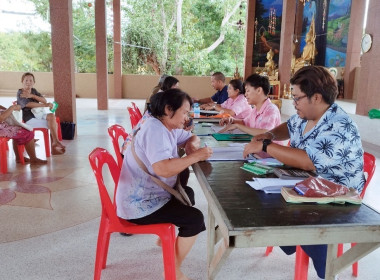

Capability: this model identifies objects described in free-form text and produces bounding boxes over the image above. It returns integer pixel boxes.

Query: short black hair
[212,72,225,82]
[229,79,244,95]
[244,74,270,95]
[290,66,338,105]
[161,76,179,91]
[150,88,192,119]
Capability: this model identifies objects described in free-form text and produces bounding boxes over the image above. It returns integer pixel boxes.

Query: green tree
[2,0,246,76]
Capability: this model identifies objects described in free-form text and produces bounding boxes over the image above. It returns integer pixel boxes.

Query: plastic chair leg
[265,246,274,256]
[294,246,309,280]
[160,226,177,280]
[56,117,63,141]
[0,140,7,174]
[337,243,343,257]
[17,145,25,165]
[34,128,50,157]
[351,243,358,276]
[94,216,109,280]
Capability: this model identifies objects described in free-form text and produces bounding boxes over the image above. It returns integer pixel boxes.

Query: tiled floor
[0,97,379,280]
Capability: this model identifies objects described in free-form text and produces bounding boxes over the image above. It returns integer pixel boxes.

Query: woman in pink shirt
[202,79,252,119]
[219,74,281,136]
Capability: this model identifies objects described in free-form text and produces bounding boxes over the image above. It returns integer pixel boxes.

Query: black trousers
[128,187,205,237]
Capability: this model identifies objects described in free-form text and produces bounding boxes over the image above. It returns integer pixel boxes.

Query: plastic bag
[368,109,380,119]
[294,177,349,197]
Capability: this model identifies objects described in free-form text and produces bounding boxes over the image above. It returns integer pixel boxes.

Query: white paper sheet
[246,178,303,193]
[210,124,246,134]
[208,146,252,161]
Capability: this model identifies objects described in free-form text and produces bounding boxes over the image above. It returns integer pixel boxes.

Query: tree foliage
[1,0,246,76]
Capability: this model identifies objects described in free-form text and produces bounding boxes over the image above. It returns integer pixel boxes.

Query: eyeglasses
[291,94,307,104]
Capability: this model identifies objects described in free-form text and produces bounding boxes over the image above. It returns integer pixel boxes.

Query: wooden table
[193,160,380,280]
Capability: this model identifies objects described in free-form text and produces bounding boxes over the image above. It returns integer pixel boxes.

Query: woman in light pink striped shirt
[202,79,252,119]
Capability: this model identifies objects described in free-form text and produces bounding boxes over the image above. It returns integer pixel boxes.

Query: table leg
[325,242,380,279]
[206,206,232,279]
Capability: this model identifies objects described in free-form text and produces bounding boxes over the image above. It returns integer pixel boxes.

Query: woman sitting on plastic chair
[116,89,213,280]
[0,104,47,165]
[121,76,187,156]
[16,72,65,155]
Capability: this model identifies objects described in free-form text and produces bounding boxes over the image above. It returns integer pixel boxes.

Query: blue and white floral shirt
[287,103,365,193]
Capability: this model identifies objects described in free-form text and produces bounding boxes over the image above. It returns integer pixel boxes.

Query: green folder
[212,133,253,141]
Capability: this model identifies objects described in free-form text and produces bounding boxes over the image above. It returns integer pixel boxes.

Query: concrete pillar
[49,0,76,124]
[344,1,366,100]
[278,0,296,96]
[356,1,380,115]
[113,0,122,99]
[95,0,108,110]
[243,0,256,79]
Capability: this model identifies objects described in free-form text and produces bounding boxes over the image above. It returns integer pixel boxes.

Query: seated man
[195,72,228,107]
[243,65,365,279]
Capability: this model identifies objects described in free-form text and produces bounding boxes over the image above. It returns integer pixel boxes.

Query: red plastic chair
[127,107,141,129]
[107,124,128,169]
[336,151,376,276]
[0,137,26,174]
[88,148,176,280]
[289,151,377,279]
[131,102,143,119]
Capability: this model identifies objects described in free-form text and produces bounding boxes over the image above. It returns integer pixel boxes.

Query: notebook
[212,134,253,141]
[281,187,362,204]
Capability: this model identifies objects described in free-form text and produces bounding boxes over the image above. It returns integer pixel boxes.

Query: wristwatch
[262,139,272,152]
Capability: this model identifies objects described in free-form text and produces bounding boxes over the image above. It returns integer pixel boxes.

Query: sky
[0,0,50,32]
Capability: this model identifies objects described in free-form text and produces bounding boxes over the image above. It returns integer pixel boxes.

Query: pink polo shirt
[243,98,281,130]
[221,94,252,119]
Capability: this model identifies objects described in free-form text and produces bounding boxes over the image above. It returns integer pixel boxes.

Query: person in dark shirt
[16,72,65,155]
[194,72,228,107]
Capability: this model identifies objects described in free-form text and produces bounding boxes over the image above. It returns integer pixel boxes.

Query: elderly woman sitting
[0,104,47,165]
[116,89,212,280]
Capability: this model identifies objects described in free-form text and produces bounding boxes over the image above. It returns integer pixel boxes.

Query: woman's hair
[21,72,35,83]
[150,88,192,119]
[290,65,338,105]
[229,79,244,95]
[161,76,179,91]
[244,74,270,95]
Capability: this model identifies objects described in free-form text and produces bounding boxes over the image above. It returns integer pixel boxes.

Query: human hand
[218,123,238,133]
[10,104,21,111]
[243,138,263,158]
[47,103,53,110]
[191,146,213,162]
[20,89,32,99]
[219,116,234,126]
[200,103,210,110]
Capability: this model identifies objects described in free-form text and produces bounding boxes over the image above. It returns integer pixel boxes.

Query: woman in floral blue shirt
[243,66,365,279]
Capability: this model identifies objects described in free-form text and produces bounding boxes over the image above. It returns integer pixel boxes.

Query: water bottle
[50,101,58,113]
[194,103,200,118]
